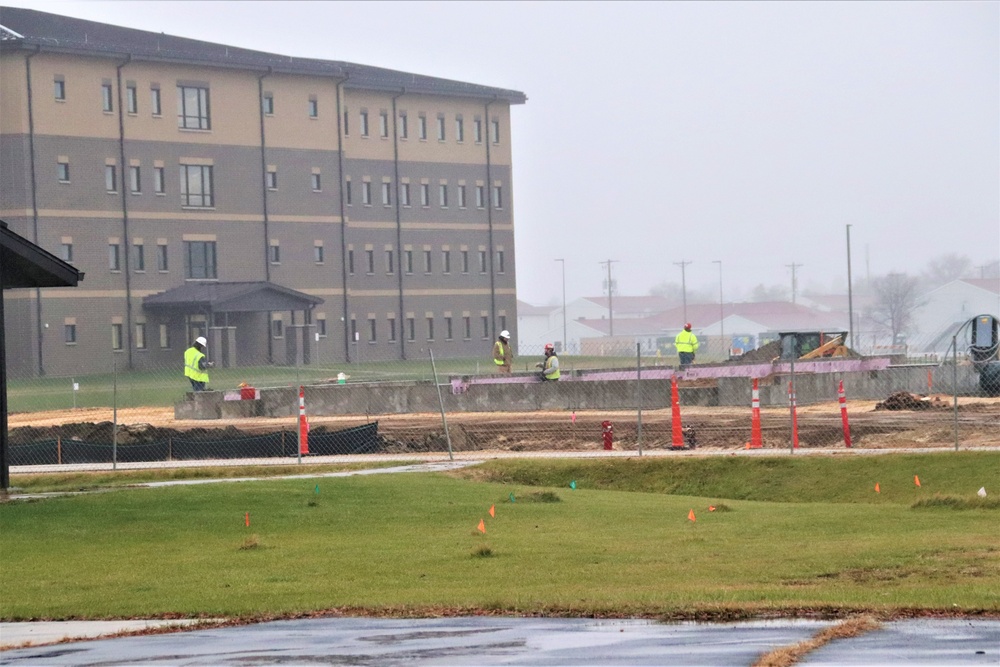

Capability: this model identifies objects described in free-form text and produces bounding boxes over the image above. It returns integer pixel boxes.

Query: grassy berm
[1,452,997,620]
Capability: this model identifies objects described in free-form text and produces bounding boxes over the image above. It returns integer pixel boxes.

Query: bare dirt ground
[8,395,1000,452]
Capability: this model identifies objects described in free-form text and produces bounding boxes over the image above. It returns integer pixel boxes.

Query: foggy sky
[4,1,997,306]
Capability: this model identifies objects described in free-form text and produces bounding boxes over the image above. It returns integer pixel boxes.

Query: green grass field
[1,453,997,620]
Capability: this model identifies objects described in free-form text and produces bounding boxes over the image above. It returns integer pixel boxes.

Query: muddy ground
[7,394,1000,452]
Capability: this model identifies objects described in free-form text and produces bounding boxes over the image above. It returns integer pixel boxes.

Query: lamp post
[713,260,724,359]
[555,258,567,353]
[674,260,691,324]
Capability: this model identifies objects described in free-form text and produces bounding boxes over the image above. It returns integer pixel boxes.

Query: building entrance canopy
[142,281,323,313]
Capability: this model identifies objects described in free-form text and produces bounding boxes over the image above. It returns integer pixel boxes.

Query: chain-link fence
[6,328,999,477]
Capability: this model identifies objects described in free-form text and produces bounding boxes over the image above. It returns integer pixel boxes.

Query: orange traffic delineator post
[298,385,309,455]
[671,376,684,448]
[788,381,799,449]
[838,380,852,448]
[245,512,250,527]
[748,378,763,448]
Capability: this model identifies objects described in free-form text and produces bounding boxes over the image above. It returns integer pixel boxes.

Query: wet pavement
[1,617,997,666]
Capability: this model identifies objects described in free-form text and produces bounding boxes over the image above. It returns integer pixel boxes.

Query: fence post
[952,334,959,451]
[112,356,118,471]
[429,349,453,460]
[635,342,643,456]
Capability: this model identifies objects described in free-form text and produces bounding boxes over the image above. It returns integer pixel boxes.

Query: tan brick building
[0,7,524,377]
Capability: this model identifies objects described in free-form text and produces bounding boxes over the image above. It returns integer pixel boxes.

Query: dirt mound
[874,392,948,411]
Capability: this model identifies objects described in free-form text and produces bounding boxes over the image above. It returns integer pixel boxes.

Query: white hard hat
[195,336,207,346]
[500,330,510,338]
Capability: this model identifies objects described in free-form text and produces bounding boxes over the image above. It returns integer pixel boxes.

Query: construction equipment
[968,314,1000,396]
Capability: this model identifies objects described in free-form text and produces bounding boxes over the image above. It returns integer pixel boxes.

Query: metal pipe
[391,88,406,360]
[846,225,855,351]
[484,97,498,340]
[334,74,351,363]
[116,55,135,370]
[430,349,453,460]
[25,46,44,376]
[257,68,273,363]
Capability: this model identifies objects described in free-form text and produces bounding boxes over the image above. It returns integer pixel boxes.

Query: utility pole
[674,260,691,323]
[599,259,618,337]
[712,260,724,358]
[846,226,855,351]
[786,262,803,304]
[555,258,567,352]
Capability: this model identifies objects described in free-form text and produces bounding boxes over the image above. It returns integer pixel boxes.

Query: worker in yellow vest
[493,330,513,373]
[674,323,699,370]
[184,336,214,392]
[536,343,560,381]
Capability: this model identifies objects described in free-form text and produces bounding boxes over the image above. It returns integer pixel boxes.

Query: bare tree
[749,283,790,302]
[921,253,973,288]
[869,272,923,341]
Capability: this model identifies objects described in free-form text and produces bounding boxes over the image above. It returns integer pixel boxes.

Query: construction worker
[675,323,699,370]
[493,330,513,373]
[536,343,560,381]
[184,336,214,392]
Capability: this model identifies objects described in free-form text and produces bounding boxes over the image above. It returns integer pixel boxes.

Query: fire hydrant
[601,420,614,451]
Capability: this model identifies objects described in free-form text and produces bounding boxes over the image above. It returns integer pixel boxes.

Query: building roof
[143,281,322,313]
[1,220,84,289]
[0,7,526,103]
[580,296,674,316]
[957,278,1000,295]
[516,300,557,317]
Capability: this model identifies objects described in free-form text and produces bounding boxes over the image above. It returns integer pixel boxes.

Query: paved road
[1,617,997,666]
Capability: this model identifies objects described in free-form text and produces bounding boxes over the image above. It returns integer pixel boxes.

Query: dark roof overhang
[1,220,84,289]
[142,281,323,313]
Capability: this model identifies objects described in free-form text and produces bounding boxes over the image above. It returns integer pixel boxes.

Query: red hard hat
[544,343,554,350]
[685,323,692,329]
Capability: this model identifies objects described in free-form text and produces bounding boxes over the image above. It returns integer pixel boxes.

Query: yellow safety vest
[493,340,508,365]
[184,347,209,382]
[675,330,699,354]
[544,355,560,380]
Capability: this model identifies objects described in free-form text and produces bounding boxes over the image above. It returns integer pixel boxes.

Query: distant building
[912,278,1000,354]
[0,7,525,377]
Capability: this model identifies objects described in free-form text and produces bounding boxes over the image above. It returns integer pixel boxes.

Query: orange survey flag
[875,483,880,493]
[708,506,716,512]
[489,504,495,518]
[477,519,486,534]
[914,475,921,487]
[688,509,696,522]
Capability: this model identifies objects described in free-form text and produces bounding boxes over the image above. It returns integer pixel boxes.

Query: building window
[154,166,165,194]
[64,324,76,344]
[476,185,485,208]
[479,250,488,273]
[442,250,451,274]
[159,324,171,349]
[491,119,500,144]
[400,182,410,207]
[457,185,466,208]
[184,240,217,279]
[437,115,446,141]
[157,243,168,271]
[455,117,464,142]
[388,317,397,342]
[347,249,355,274]
[369,318,377,342]
[360,110,369,136]
[129,166,141,194]
[311,173,322,191]
[379,111,389,138]
[105,165,117,192]
[406,317,415,342]
[426,316,434,341]
[60,242,73,262]
[269,243,280,264]
[474,119,483,143]
[420,183,429,207]
[497,250,505,274]
[135,323,147,350]
[350,318,357,343]
[385,249,394,274]
[111,323,123,350]
[381,182,392,206]
[102,83,113,112]
[418,114,427,140]
[308,97,318,118]
[461,250,469,274]
[54,77,65,101]
[345,179,352,205]
[109,243,121,271]
[445,317,453,340]
[266,170,278,190]
[482,315,490,339]
[314,245,325,263]
[150,87,162,116]
[177,85,211,130]
[398,113,408,138]
[317,317,327,337]
[366,249,375,274]
[262,93,274,115]
[180,165,213,207]
[492,184,503,209]
[362,181,372,205]
[463,316,471,340]
[133,243,145,272]
[126,85,138,114]
[424,249,432,274]
[439,184,448,207]
[57,161,70,183]
[272,319,284,338]
[404,249,413,274]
